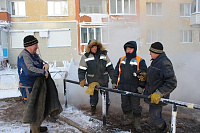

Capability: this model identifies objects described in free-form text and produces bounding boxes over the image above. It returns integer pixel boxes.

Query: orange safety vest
[117,55,141,85]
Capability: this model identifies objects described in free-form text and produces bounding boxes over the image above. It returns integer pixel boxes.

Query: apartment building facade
[1,0,200,66]
[79,0,200,55]
[1,0,78,67]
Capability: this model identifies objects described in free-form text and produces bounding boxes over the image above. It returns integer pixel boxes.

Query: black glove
[137,87,144,94]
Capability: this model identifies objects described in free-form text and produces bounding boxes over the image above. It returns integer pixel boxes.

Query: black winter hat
[24,35,38,47]
[124,41,137,52]
[149,42,163,54]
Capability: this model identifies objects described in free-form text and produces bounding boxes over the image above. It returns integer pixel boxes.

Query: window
[10,1,25,16]
[80,0,107,14]
[180,30,192,43]
[191,0,200,13]
[146,2,162,16]
[147,30,162,44]
[180,3,191,16]
[48,29,71,47]
[110,0,136,15]
[47,0,68,16]
[10,31,27,48]
[81,27,108,45]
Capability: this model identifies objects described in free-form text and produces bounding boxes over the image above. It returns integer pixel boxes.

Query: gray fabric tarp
[22,75,63,126]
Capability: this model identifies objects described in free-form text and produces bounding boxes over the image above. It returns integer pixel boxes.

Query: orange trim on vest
[117,56,126,85]
[23,97,28,100]
[116,55,141,86]
[136,56,141,71]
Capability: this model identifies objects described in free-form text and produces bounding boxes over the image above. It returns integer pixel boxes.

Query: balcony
[190,13,200,25]
[0,12,11,22]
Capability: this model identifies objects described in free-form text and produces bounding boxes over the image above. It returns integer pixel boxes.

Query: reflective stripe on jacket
[112,55,147,92]
[117,55,142,85]
[78,50,114,86]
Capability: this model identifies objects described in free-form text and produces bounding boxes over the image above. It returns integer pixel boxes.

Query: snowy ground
[0,61,129,133]
[1,60,200,133]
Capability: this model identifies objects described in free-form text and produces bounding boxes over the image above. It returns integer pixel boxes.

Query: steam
[66,21,200,111]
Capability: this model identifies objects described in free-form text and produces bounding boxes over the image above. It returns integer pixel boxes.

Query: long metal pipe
[64,79,200,110]
[64,79,200,131]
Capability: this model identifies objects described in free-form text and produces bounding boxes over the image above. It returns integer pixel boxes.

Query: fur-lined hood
[86,40,105,53]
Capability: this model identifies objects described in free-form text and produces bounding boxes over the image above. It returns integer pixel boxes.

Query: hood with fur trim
[86,40,105,53]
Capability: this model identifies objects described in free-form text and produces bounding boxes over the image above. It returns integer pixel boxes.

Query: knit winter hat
[149,42,163,54]
[24,35,38,47]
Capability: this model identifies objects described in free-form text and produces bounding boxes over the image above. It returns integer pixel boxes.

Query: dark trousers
[90,89,110,106]
[19,87,32,104]
[149,104,167,131]
[121,95,142,116]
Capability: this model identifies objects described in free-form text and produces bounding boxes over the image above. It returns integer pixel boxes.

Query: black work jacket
[112,56,147,92]
[144,52,177,105]
[78,50,114,86]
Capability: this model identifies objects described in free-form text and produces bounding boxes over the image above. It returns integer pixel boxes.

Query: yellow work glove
[80,79,86,87]
[137,72,147,81]
[150,93,162,104]
[85,82,100,95]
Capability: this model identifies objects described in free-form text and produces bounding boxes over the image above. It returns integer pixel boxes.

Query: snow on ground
[0,60,130,133]
[0,120,82,133]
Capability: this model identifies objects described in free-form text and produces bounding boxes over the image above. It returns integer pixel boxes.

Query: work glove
[85,82,100,95]
[137,72,147,81]
[80,79,86,87]
[112,83,117,89]
[149,92,163,104]
[137,87,143,94]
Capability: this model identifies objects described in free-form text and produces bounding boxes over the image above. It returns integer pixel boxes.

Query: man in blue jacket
[144,42,177,133]
[17,35,49,133]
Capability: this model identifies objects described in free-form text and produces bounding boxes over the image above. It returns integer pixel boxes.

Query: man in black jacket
[78,40,114,115]
[112,41,147,132]
[144,42,177,133]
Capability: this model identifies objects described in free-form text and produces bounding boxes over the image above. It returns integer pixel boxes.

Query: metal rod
[64,79,200,110]
[64,79,200,133]
[63,79,67,107]
[102,91,106,126]
[170,104,177,133]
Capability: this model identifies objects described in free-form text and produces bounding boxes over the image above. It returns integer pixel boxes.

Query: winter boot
[156,123,167,133]
[155,123,167,133]
[39,126,48,132]
[120,112,133,126]
[30,124,39,133]
[134,117,142,133]
[91,105,96,115]
[30,126,48,133]
[156,128,164,133]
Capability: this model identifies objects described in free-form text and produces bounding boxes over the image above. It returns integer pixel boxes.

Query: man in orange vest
[112,41,147,132]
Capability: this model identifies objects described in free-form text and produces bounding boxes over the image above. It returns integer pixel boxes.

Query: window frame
[180,30,193,43]
[146,2,162,16]
[47,0,68,16]
[47,29,71,47]
[80,26,108,46]
[80,0,107,14]
[180,3,191,17]
[146,30,162,44]
[10,0,26,17]
[109,0,136,15]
